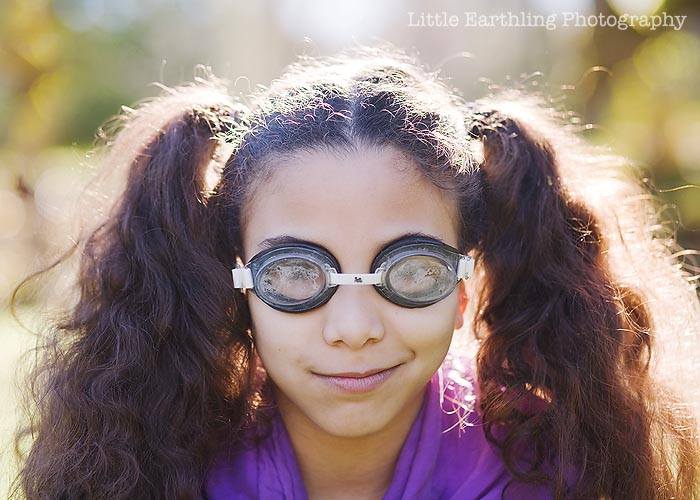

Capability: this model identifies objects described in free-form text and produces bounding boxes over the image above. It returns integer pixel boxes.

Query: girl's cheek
[396,302,458,346]
[252,315,319,367]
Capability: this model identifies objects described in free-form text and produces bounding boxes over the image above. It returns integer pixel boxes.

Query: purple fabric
[204,356,554,499]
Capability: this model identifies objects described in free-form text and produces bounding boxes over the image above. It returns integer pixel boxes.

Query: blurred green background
[1,0,699,494]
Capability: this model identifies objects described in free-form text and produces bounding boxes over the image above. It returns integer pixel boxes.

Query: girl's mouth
[313,364,401,394]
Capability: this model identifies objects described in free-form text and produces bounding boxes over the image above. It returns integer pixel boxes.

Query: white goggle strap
[232,267,254,290]
[232,255,473,290]
[457,255,474,280]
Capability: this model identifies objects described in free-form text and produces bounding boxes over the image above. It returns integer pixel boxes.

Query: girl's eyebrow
[256,231,447,253]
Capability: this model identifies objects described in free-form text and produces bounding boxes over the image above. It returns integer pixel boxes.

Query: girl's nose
[321,283,386,350]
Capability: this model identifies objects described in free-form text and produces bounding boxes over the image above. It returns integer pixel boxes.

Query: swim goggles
[231,235,474,313]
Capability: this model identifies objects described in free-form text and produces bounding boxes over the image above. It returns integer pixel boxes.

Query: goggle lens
[385,254,456,303]
[258,257,327,304]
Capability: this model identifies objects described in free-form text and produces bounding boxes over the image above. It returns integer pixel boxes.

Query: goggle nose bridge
[326,263,386,286]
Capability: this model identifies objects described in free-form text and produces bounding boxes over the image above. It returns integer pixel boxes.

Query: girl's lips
[314,364,401,394]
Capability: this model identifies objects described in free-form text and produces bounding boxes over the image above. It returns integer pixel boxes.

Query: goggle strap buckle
[457,255,474,280]
[232,267,254,289]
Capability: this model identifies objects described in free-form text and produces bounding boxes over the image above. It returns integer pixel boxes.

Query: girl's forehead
[241,145,459,261]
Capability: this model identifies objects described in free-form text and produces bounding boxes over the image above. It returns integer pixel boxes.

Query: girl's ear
[454,280,468,330]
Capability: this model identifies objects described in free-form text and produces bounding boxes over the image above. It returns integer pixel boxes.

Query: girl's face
[241,144,467,438]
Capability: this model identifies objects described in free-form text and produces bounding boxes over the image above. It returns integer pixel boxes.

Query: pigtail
[467,105,697,498]
[13,79,255,499]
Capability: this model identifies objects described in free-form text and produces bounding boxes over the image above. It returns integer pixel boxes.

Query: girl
[11,45,700,499]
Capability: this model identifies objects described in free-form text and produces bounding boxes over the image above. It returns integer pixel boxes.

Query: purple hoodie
[203,354,555,499]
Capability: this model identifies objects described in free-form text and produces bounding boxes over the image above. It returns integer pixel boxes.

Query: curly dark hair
[10,44,700,499]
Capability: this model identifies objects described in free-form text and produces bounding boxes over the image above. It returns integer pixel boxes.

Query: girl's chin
[311,411,397,438]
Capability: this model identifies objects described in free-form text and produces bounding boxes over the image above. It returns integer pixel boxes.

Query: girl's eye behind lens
[386,255,455,301]
[260,258,325,302]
